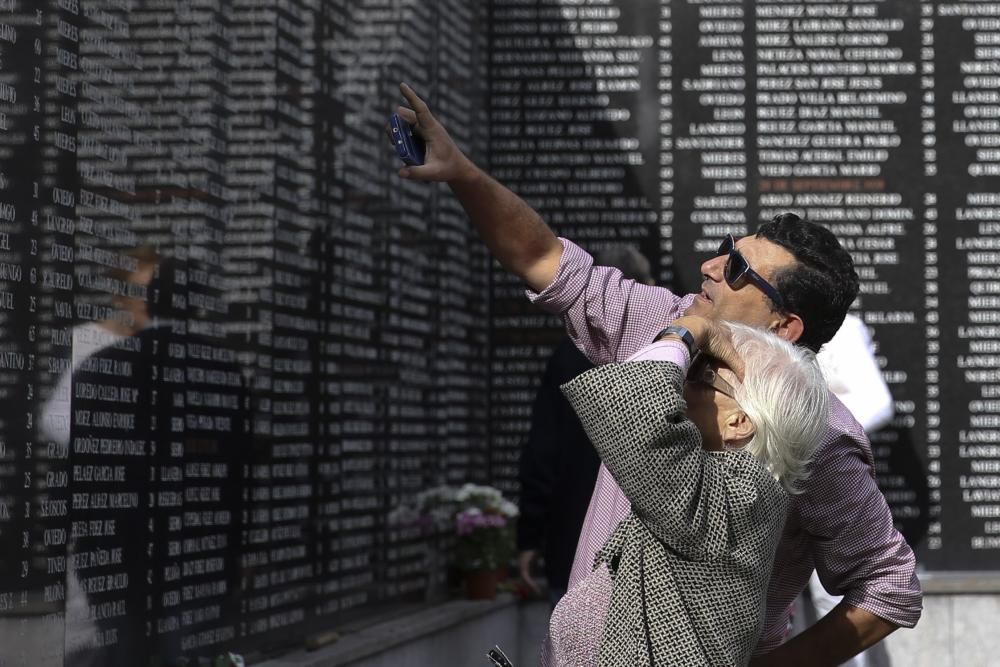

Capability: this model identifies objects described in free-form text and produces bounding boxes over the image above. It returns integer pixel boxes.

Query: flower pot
[464,568,500,600]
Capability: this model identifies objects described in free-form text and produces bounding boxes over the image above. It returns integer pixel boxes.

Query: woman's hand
[672,316,745,377]
[391,83,479,183]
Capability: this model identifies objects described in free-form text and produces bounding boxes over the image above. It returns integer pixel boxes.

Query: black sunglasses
[717,234,785,310]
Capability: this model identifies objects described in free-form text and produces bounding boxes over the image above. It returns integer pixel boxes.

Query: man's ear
[722,410,755,447]
[772,312,804,345]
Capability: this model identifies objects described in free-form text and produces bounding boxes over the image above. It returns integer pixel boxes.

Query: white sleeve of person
[817,314,894,433]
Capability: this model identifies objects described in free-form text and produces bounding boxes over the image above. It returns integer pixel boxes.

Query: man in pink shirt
[391,84,921,664]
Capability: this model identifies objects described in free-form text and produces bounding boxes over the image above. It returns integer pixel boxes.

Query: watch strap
[655,325,696,357]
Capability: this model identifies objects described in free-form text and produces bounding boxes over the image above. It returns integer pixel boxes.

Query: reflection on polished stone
[0,1,490,664]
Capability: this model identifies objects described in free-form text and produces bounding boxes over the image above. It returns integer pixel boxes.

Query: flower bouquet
[390,483,518,599]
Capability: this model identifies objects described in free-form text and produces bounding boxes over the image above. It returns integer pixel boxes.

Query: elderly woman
[543,315,829,667]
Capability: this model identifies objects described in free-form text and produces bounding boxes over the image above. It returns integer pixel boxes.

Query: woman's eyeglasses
[718,234,785,310]
[687,352,739,399]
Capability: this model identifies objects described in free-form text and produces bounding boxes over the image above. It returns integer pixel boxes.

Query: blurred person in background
[817,313,894,435]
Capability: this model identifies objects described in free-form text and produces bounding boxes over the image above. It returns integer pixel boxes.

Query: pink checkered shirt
[528,239,922,658]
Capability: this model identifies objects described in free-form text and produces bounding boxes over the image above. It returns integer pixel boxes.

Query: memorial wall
[0,0,995,665]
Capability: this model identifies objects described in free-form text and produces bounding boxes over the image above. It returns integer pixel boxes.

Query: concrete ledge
[919,571,1000,594]
[254,595,518,667]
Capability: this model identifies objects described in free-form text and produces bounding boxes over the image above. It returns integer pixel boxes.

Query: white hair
[726,323,829,494]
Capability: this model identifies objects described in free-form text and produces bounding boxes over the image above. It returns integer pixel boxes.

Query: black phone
[486,645,514,667]
[389,113,425,166]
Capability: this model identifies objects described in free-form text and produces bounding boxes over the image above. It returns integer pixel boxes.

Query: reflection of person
[37,246,159,666]
[546,317,828,666]
[390,84,921,664]
[59,248,165,666]
[39,245,159,450]
[47,250,248,667]
[804,313,895,667]
[517,246,654,606]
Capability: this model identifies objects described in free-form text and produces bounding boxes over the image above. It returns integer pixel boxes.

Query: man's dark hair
[756,212,859,352]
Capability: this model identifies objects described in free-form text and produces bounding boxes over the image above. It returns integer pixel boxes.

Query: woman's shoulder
[716,450,789,507]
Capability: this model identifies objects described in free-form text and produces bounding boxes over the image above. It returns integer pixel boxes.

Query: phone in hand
[388,113,425,166]
[486,645,514,667]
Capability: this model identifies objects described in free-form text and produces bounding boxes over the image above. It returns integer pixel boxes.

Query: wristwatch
[655,325,696,357]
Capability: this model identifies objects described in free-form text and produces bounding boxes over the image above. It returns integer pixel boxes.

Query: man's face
[685,235,797,327]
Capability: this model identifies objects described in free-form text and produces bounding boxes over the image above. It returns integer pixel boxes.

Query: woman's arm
[560,352,731,560]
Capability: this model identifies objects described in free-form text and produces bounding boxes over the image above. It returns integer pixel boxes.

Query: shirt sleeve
[624,339,691,365]
[526,238,695,364]
[801,429,923,628]
[560,360,733,561]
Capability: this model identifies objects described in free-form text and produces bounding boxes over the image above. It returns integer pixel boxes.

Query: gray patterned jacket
[561,361,790,666]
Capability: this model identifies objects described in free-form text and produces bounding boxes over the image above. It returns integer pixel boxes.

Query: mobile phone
[389,113,425,166]
[486,645,514,667]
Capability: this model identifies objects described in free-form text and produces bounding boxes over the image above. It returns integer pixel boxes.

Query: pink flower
[455,510,507,535]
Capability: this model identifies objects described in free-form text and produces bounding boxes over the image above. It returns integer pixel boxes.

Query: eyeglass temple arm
[744,267,785,310]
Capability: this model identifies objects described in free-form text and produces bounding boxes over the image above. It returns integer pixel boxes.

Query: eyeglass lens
[718,235,746,286]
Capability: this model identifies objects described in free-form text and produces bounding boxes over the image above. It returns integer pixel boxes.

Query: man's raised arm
[393,83,563,292]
